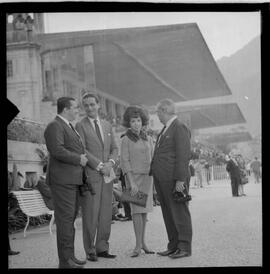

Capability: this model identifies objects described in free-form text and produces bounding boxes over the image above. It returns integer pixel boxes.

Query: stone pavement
[8,178,262,268]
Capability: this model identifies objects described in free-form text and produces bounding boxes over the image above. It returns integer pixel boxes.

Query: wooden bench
[11,190,54,237]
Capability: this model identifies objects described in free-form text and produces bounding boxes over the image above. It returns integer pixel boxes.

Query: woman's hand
[130,181,139,196]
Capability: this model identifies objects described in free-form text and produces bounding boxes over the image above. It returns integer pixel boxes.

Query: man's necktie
[156,125,166,147]
[94,119,103,146]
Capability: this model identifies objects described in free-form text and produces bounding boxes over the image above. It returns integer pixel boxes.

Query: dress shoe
[142,247,155,254]
[169,249,191,259]
[119,217,129,221]
[97,251,117,258]
[8,250,20,256]
[59,258,84,268]
[87,253,98,262]
[112,215,121,221]
[157,248,177,256]
[71,256,86,265]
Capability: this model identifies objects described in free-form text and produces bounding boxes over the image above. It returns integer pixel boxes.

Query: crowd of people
[225,154,261,197]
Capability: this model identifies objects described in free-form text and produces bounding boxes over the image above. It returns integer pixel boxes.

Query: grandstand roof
[39,23,231,105]
[203,131,252,145]
[177,103,246,130]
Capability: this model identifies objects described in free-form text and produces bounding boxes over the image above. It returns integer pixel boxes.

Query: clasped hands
[100,161,113,177]
[80,155,113,177]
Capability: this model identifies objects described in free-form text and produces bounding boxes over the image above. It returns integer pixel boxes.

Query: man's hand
[175,180,185,192]
[100,162,113,176]
[80,154,88,167]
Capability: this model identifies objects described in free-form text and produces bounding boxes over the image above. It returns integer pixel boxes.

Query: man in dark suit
[44,97,88,268]
[75,93,118,262]
[150,98,192,259]
[225,154,240,197]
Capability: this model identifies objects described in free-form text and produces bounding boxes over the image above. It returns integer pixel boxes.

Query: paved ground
[8,177,262,268]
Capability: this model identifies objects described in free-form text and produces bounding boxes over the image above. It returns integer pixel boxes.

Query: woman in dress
[120,106,154,257]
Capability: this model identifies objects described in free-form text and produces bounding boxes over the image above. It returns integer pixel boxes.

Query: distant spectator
[23,174,38,189]
[236,155,247,196]
[246,162,251,176]
[194,159,203,188]
[189,160,196,188]
[225,153,241,197]
[204,161,211,185]
[250,157,261,184]
[118,168,132,220]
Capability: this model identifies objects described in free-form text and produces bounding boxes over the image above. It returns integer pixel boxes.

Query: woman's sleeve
[120,136,132,175]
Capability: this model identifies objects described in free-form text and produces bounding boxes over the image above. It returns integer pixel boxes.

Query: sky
[44,12,261,60]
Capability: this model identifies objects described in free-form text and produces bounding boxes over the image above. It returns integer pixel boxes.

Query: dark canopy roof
[176,103,246,130]
[204,131,252,145]
[39,23,231,106]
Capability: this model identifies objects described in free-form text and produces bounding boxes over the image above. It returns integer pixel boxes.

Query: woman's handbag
[240,169,249,185]
[113,188,148,207]
[240,176,249,185]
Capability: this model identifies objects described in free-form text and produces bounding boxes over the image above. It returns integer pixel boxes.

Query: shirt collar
[57,114,70,126]
[88,116,101,125]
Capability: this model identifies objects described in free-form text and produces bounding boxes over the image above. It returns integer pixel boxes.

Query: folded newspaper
[104,168,116,184]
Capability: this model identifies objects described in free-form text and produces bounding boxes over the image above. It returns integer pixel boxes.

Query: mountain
[216,36,261,137]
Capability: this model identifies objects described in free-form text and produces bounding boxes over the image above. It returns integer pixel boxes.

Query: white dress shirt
[87,116,115,169]
[88,116,104,142]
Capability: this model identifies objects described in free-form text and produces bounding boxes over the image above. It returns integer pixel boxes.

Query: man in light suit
[75,93,118,262]
[44,97,88,268]
[150,98,192,259]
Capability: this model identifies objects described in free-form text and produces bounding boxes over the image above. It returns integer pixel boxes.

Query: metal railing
[192,165,229,187]
[211,165,229,181]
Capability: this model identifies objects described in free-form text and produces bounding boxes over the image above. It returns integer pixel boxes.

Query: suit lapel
[158,119,176,147]
[84,117,104,148]
[100,119,107,145]
[55,116,83,146]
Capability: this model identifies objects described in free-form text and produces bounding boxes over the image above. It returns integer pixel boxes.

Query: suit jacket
[36,177,54,210]
[44,116,85,186]
[226,160,241,180]
[120,135,154,175]
[75,116,118,183]
[150,118,191,184]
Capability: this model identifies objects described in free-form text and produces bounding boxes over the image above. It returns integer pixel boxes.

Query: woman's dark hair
[57,97,75,114]
[122,105,149,128]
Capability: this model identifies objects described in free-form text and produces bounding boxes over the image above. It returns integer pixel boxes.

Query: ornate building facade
[7,13,128,125]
